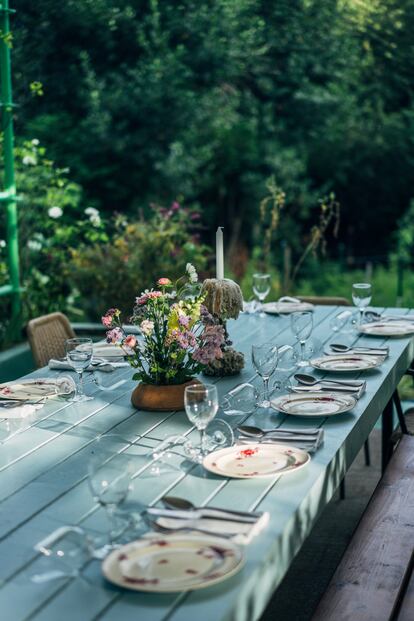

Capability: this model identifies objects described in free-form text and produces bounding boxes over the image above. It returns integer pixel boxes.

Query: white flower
[31,139,40,146]
[27,239,42,251]
[22,155,36,166]
[48,206,63,219]
[0,240,6,248]
[85,207,101,226]
[186,262,198,283]
[140,319,154,336]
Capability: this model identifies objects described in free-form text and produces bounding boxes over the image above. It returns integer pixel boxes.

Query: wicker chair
[27,312,76,369]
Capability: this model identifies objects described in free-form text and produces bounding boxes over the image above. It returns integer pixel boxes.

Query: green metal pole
[0,0,21,336]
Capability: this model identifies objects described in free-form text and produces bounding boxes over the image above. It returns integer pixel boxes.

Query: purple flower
[106,327,123,344]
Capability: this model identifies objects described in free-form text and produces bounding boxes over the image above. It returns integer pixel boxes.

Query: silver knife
[146,507,258,524]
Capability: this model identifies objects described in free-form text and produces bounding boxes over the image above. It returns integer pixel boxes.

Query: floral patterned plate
[310,354,383,372]
[0,378,69,401]
[102,533,244,592]
[358,322,414,337]
[271,392,356,416]
[203,443,310,478]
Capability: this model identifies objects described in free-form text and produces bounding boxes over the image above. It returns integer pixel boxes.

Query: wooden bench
[312,435,414,621]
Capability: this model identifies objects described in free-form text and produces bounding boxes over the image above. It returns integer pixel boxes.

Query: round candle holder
[201,278,245,376]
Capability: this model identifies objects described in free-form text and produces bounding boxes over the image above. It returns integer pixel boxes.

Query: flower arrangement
[102,265,225,385]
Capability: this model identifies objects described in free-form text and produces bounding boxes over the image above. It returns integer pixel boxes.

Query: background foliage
[0,0,413,346]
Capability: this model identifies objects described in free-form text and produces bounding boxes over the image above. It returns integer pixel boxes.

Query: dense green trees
[10,0,414,262]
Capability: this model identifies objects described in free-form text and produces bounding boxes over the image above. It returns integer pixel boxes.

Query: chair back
[297,296,351,306]
[27,312,76,368]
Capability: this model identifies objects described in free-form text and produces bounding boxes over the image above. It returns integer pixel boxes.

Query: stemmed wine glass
[88,435,134,555]
[290,312,313,367]
[184,384,219,462]
[65,337,93,402]
[252,273,271,316]
[252,344,278,405]
[352,283,372,326]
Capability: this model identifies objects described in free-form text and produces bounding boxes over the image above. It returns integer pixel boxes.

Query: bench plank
[312,435,414,621]
[397,567,414,621]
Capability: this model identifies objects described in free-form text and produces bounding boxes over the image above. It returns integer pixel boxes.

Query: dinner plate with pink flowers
[203,443,310,478]
[102,533,244,592]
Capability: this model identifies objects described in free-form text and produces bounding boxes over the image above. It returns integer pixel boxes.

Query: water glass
[32,526,92,583]
[290,312,313,367]
[184,384,219,460]
[221,382,259,415]
[65,338,93,402]
[252,344,278,404]
[252,273,271,316]
[272,344,298,392]
[88,435,134,549]
[352,283,372,325]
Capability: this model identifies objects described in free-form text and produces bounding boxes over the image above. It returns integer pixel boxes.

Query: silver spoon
[294,373,363,388]
[330,343,388,353]
[237,424,319,438]
[161,495,260,519]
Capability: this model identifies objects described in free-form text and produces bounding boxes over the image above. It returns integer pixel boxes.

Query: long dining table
[1,305,413,621]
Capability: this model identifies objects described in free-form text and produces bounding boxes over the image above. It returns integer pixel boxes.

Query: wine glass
[65,338,93,402]
[184,384,219,462]
[290,312,313,367]
[352,283,372,326]
[88,435,134,554]
[252,344,278,405]
[252,273,271,316]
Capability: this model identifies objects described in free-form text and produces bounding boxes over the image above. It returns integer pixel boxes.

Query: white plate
[263,302,314,315]
[359,322,414,337]
[310,354,383,371]
[203,443,310,478]
[271,392,356,416]
[102,533,244,592]
[0,378,61,401]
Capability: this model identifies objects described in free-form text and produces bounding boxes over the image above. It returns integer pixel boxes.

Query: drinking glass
[252,344,278,404]
[184,384,219,461]
[88,436,134,552]
[290,312,313,367]
[252,273,271,316]
[221,382,259,416]
[352,283,372,326]
[32,526,93,583]
[65,337,93,402]
[272,344,298,393]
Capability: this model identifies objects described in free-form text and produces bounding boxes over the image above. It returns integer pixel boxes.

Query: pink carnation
[124,334,137,348]
[136,291,163,305]
[157,278,171,286]
[102,315,112,327]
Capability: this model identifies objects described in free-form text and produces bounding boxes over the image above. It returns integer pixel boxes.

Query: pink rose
[102,315,112,327]
[157,278,171,286]
[124,334,137,348]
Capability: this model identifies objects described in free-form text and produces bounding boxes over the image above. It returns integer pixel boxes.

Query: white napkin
[152,511,269,545]
[238,429,324,453]
[48,359,129,373]
[93,343,128,358]
[0,402,44,420]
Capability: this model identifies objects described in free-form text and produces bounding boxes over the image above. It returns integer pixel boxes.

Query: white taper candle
[216,226,224,280]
